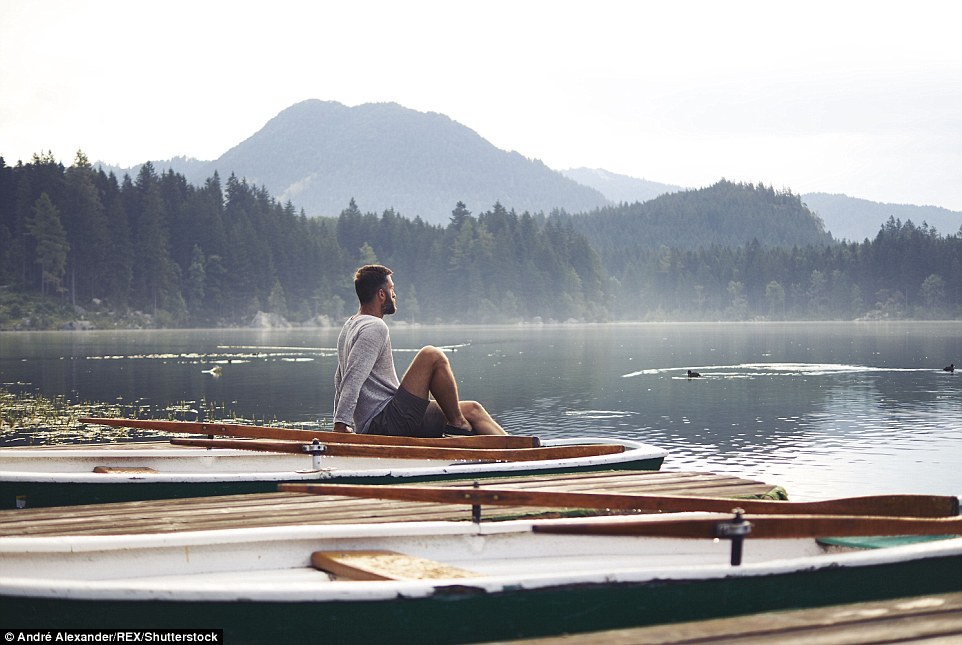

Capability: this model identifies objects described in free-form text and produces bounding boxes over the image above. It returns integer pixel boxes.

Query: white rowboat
[1,436,667,508]
[1,511,961,643]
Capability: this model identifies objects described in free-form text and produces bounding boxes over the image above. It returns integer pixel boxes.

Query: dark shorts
[364,387,448,438]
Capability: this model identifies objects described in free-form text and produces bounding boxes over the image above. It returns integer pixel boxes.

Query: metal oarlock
[714,509,753,566]
[302,439,327,470]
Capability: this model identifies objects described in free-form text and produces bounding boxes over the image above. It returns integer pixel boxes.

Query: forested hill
[123,100,610,225]
[559,180,833,275]
[0,154,610,328]
[2,154,960,328]
[561,169,962,243]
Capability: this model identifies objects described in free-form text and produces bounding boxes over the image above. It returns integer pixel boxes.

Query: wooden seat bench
[310,550,479,581]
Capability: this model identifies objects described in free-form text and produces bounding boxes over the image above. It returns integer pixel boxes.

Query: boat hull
[3,547,962,644]
[0,438,666,508]
[2,520,961,643]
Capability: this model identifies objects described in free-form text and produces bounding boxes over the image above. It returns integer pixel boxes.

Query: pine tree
[131,163,176,314]
[26,192,69,296]
[63,151,110,305]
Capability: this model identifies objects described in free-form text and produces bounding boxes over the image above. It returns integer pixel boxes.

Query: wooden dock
[0,469,783,537]
[488,591,962,644]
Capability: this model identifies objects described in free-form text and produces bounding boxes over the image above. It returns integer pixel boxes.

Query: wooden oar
[533,513,962,540]
[276,483,961,518]
[171,438,625,462]
[79,417,539,449]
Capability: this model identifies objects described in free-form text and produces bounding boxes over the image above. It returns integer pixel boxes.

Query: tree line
[602,218,962,320]
[552,180,962,320]
[0,152,609,327]
[1,153,960,328]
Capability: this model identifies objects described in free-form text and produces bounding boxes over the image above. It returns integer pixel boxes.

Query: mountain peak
[198,100,607,222]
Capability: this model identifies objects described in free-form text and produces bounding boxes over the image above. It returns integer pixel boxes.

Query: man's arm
[333,318,389,431]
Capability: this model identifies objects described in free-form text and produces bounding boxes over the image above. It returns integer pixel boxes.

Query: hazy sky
[2,0,960,210]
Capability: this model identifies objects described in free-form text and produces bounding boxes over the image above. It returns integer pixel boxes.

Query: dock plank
[0,469,781,537]
[485,592,962,644]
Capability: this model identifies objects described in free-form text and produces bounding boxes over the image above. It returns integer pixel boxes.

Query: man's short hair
[354,264,392,304]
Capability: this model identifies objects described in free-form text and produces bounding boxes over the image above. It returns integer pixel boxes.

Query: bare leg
[398,346,505,434]
[399,346,471,431]
[460,400,507,435]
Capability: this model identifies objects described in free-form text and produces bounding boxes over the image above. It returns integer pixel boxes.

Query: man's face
[380,276,397,315]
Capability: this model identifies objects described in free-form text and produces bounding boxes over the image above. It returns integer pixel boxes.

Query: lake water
[2,322,960,501]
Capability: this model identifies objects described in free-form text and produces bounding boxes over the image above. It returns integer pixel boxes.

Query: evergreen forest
[1,153,960,329]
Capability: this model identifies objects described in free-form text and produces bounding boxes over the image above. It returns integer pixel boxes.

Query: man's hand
[333,422,355,433]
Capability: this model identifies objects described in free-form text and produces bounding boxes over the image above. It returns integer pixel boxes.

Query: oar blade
[806,494,961,518]
[277,483,962,518]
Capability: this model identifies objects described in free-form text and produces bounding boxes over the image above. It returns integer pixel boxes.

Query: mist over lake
[2,321,960,501]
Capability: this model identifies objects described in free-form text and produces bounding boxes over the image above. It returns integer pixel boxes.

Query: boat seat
[92,467,159,474]
[310,550,479,581]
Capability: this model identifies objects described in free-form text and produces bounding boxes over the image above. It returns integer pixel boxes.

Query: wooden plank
[0,484,781,536]
[0,472,765,528]
[0,494,560,536]
[420,470,777,495]
[0,490,475,534]
[79,417,540,449]
[468,469,781,497]
[0,471,756,526]
[443,472,735,493]
[0,473,773,528]
[489,592,962,644]
[310,550,478,581]
[0,471,786,537]
[169,437,626,461]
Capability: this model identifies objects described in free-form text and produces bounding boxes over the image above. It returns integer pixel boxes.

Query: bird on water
[945,364,955,373]
[687,369,702,378]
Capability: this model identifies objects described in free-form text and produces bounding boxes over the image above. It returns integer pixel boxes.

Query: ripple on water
[623,362,935,379]
[563,409,637,420]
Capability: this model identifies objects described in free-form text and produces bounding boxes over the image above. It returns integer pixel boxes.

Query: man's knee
[415,345,449,368]
[461,400,484,420]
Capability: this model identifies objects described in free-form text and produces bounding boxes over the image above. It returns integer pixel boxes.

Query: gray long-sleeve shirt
[333,315,400,433]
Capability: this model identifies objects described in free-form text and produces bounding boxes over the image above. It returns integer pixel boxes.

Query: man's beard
[382,299,396,316]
